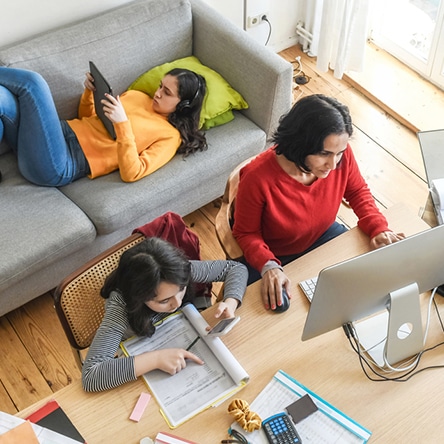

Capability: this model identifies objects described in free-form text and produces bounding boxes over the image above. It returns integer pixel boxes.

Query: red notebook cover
[25,399,86,443]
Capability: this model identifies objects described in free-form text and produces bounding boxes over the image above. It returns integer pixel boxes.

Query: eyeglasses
[221,428,250,444]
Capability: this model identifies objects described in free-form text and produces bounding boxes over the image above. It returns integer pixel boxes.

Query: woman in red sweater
[232,94,404,311]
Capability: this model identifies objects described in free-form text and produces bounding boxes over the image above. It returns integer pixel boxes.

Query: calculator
[262,412,302,443]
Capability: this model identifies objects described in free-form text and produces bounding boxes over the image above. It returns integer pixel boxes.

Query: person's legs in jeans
[0,67,79,186]
[278,221,348,267]
[0,84,19,150]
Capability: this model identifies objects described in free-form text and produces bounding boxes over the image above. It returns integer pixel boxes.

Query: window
[370,0,444,89]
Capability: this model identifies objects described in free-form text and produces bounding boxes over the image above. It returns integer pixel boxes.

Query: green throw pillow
[128,56,248,130]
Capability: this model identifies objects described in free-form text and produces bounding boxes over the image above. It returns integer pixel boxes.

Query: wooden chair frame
[215,156,256,260]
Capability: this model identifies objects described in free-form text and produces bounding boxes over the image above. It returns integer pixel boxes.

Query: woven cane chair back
[54,233,144,366]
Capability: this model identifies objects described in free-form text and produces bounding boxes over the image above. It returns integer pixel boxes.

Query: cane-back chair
[215,156,257,260]
[53,233,145,369]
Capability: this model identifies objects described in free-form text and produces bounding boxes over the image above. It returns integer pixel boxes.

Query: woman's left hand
[370,231,405,249]
[84,72,95,91]
[101,93,128,123]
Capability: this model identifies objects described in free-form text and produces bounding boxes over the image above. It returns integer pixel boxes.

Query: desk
[18,204,444,443]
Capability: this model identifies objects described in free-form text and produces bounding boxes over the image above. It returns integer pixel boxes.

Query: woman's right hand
[261,268,291,310]
[153,348,204,375]
[101,94,128,123]
[135,348,204,377]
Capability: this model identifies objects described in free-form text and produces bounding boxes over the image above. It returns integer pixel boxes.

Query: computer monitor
[301,223,444,366]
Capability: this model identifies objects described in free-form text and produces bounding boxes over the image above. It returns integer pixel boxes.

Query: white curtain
[303,0,370,79]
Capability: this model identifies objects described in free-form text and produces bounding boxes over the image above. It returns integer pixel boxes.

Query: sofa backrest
[0,0,193,120]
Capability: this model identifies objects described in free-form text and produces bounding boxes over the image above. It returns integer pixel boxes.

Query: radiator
[295,21,313,53]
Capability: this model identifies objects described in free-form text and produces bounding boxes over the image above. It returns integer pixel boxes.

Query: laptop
[418,129,444,224]
[89,61,116,139]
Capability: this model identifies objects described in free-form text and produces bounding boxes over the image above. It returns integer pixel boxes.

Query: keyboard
[299,276,317,302]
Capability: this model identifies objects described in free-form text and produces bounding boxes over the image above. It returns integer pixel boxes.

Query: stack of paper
[25,400,85,443]
[0,411,81,444]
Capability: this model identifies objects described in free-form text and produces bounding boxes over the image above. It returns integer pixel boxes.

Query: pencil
[186,336,200,351]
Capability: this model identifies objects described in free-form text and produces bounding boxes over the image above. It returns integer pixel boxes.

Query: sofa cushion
[0,153,96,293]
[0,0,193,120]
[128,56,249,130]
[59,113,266,235]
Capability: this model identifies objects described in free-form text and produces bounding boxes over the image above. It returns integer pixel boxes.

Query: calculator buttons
[262,413,302,443]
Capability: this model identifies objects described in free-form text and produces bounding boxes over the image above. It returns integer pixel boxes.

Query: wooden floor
[1,44,442,415]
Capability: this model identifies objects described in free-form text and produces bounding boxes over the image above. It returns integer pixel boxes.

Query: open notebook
[121,304,249,428]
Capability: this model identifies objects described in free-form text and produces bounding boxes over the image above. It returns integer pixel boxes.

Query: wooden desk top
[18,204,444,443]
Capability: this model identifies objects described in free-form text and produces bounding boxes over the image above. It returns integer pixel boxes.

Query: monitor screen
[301,223,444,365]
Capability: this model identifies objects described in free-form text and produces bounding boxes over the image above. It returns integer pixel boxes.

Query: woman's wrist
[261,260,283,277]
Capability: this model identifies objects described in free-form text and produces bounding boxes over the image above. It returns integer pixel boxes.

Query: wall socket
[247,13,267,28]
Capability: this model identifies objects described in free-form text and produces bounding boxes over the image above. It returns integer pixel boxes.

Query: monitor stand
[353,282,423,367]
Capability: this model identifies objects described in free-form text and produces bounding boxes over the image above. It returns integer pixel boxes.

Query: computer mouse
[436,284,444,297]
[272,287,290,313]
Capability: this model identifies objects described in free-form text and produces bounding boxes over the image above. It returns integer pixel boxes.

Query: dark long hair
[272,94,353,172]
[101,237,192,337]
[167,68,208,156]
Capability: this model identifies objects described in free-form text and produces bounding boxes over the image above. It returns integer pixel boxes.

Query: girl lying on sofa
[0,66,207,186]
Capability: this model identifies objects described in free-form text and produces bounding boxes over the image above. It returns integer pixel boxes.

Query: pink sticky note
[130,392,151,422]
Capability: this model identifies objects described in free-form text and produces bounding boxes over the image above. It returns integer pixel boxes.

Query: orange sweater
[67,89,181,182]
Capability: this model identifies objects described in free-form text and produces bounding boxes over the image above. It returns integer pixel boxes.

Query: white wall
[201,0,244,29]
[0,0,302,53]
[0,0,133,47]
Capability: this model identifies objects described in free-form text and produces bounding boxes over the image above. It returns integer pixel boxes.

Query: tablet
[89,61,116,139]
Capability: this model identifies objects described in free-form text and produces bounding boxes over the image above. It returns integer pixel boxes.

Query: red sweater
[232,146,389,272]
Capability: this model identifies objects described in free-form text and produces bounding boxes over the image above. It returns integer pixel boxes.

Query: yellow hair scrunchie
[227,399,262,432]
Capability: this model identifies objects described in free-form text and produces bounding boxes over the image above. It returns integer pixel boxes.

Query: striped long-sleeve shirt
[82,260,247,392]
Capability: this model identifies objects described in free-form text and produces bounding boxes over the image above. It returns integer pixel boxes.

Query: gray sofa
[0,0,292,316]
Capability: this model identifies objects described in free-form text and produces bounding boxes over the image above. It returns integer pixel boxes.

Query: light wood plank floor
[1,44,442,415]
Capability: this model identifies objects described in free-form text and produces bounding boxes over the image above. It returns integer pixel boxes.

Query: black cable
[262,15,272,46]
[349,330,418,382]
[433,297,444,332]
[345,323,444,382]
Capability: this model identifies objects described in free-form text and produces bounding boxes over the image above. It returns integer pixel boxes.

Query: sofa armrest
[190,0,293,138]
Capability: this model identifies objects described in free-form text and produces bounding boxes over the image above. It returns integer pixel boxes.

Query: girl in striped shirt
[82,237,247,392]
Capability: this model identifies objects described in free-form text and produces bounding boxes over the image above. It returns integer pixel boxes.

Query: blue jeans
[242,221,349,285]
[0,67,89,186]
